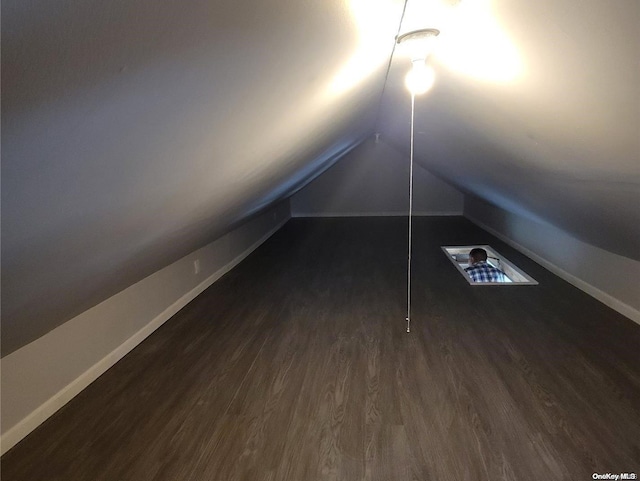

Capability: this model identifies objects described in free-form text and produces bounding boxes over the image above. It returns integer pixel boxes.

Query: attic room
[1,0,639,479]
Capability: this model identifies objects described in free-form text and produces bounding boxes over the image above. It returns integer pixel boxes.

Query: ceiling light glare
[405,61,435,95]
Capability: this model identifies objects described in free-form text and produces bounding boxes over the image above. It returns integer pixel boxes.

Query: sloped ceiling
[379,0,640,261]
[2,0,638,354]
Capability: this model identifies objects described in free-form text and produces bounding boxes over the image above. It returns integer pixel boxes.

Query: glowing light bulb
[405,61,435,95]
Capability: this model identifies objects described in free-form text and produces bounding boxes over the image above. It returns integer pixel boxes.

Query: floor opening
[442,245,538,285]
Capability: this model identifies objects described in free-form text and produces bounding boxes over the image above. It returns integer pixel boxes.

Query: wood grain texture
[2,217,639,480]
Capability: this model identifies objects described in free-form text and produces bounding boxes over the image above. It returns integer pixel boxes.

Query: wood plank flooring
[2,217,639,480]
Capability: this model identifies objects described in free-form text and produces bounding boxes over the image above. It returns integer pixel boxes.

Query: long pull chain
[406,92,416,333]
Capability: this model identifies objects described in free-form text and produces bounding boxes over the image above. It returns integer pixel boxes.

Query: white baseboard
[466,216,640,325]
[291,211,462,218]
[0,217,288,455]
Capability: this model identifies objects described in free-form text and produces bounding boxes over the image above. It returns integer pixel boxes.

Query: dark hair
[469,248,487,262]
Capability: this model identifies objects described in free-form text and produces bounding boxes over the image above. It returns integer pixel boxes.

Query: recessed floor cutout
[442,245,538,285]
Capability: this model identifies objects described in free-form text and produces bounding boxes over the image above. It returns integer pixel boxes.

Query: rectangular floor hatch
[442,245,538,285]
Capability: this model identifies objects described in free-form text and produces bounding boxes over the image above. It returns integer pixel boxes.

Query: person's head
[468,248,487,265]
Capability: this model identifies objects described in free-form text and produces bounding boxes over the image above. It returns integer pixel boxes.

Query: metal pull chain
[406,92,415,333]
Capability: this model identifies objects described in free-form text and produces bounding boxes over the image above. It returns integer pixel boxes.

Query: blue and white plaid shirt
[465,261,506,283]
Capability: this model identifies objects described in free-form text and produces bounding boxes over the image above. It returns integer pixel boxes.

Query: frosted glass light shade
[397,28,440,62]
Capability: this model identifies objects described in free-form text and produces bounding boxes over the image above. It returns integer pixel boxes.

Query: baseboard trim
[0,216,288,455]
[291,211,462,218]
[466,215,640,325]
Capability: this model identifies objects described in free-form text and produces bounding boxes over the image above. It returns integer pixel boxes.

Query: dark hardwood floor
[2,217,639,480]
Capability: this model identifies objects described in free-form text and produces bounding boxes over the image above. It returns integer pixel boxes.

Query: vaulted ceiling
[2,0,638,354]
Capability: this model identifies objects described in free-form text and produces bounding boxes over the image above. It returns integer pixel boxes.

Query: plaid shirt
[465,261,506,283]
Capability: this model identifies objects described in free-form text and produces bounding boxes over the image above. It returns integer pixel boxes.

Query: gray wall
[291,139,464,217]
[1,201,290,454]
[464,196,640,322]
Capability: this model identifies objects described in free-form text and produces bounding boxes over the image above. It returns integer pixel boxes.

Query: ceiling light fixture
[396,28,440,95]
